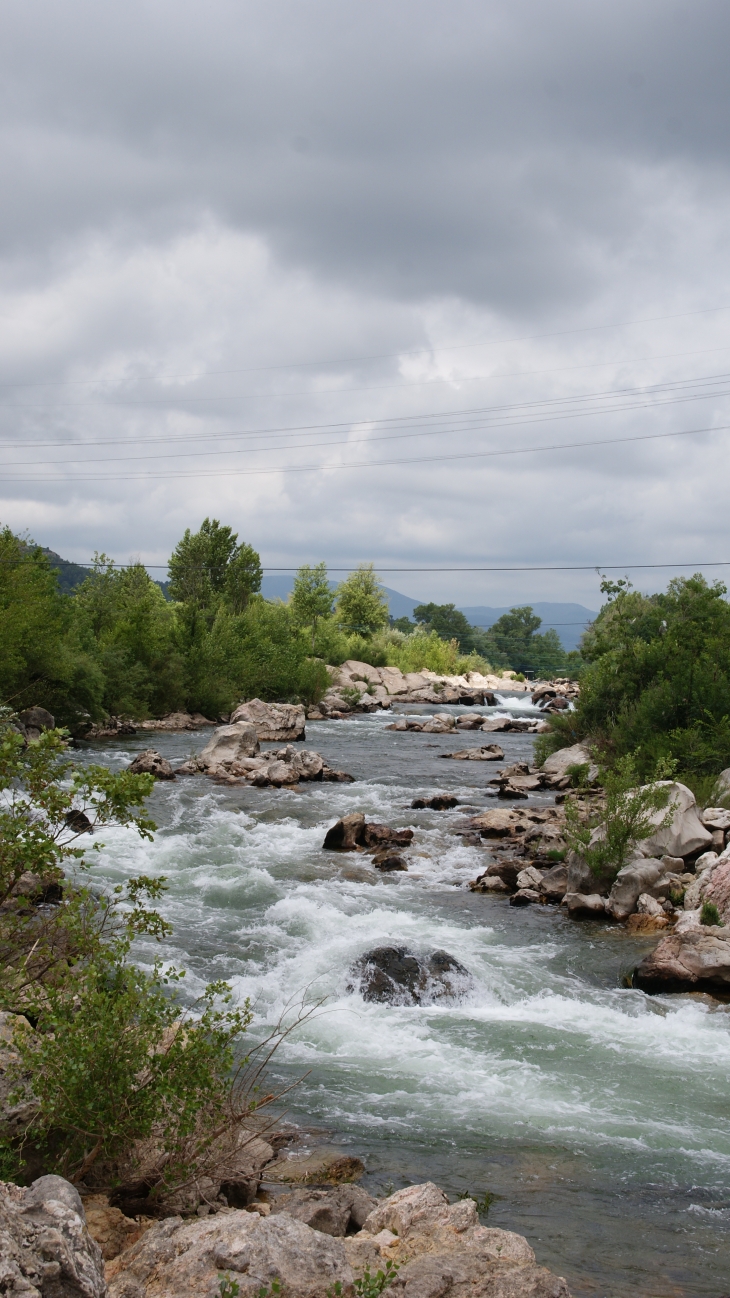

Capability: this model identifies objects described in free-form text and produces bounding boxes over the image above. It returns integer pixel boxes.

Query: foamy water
[77,703,730,1297]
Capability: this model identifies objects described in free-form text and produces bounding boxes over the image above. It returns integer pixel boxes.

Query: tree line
[1,519,577,728]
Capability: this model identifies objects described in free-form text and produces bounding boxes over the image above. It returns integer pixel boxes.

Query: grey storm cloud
[1,0,730,608]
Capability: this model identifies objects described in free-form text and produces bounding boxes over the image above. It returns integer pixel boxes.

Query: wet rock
[468,809,519,838]
[270,1186,376,1237]
[230,699,306,742]
[323,813,366,850]
[411,795,459,810]
[321,767,356,783]
[264,1148,365,1186]
[469,874,510,893]
[633,929,730,993]
[64,808,93,833]
[362,824,414,849]
[636,892,665,918]
[0,1174,105,1298]
[509,888,541,906]
[348,947,472,1005]
[485,859,523,888]
[372,853,408,872]
[625,913,670,934]
[562,892,607,918]
[128,749,176,780]
[137,712,215,732]
[439,745,505,761]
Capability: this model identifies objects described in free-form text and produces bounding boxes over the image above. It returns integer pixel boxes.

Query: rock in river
[230,698,306,741]
[128,749,176,780]
[633,928,730,993]
[348,947,472,1004]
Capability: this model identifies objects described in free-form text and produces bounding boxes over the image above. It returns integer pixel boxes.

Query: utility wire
[1,302,729,390]
[4,418,729,484]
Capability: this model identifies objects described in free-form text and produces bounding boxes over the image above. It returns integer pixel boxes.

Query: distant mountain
[41,549,91,594]
[260,576,596,651]
[458,602,598,652]
[260,574,418,619]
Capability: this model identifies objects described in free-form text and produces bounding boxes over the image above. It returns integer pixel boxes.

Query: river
[78,697,730,1298]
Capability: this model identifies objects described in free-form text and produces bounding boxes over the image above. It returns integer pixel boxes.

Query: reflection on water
[77,702,730,1298]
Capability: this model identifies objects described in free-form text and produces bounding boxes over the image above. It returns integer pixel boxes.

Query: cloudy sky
[2,0,730,608]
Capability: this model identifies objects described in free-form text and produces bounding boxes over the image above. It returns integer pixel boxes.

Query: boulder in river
[128,749,176,780]
[348,946,472,1005]
[562,892,607,918]
[323,816,413,852]
[606,857,666,920]
[230,698,306,741]
[197,722,260,769]
[411,795,459,810]
[541,743,599,787]
[372,852,408,871]
[439,744,504,760]
[633,928,730,993]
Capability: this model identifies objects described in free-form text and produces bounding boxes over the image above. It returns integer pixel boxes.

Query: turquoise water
[78,703,730,1298]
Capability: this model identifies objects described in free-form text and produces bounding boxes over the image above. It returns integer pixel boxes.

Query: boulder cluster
[0,1173,572,1298]
[386,711,547,735]
[322,813,413,871]
[310,661,533,718]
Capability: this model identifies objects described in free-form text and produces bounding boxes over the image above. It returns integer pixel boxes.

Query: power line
[4,418,729,484]
[3,367,730,459]
[36,560,730,573]
[1,302,729,390]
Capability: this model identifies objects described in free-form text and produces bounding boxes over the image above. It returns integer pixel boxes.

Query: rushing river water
[78,697,730,1298]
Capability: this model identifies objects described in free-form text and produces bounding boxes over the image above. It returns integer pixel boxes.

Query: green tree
[540,574,730,777]
[482,606,542,670]
[413,603,478,652]
[168,519,260,611]
[0,527,103,727]
[335,565,389,636]
[290,563,334,651]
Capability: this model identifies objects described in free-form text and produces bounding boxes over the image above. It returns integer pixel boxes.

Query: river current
[78,697,730,1298]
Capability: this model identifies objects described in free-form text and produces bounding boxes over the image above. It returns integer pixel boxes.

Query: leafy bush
[0,714,278,1202]
[563,754,674,882]
[545,574,730,778]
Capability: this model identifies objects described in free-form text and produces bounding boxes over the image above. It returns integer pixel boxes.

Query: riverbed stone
[538,863,568,901]
[128,749,176,780]
[323,813,366,850]
[562,892,607,918]
[348,947,472,1005]
[633,928,730,993]
[541,743,599,785]
[270,1186,376,1236]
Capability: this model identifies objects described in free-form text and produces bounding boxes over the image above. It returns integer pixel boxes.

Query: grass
[700,900,722,927]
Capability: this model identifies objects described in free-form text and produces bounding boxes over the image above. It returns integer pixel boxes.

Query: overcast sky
[1,0,730,608]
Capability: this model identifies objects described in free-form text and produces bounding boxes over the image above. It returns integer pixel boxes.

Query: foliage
[700,901,721,926]
[413,603,479,652]
[542,574,730,778]
[290,563,335,652]
[0,714,275,1199]
[73,556,185,719]
[0,527,104,728]
[328,1260,399,1298]
[480,605,574,677]
[335,565,389,636]
[563,754,675,882]
[168,518,262,613]
[456,1190,497,1215]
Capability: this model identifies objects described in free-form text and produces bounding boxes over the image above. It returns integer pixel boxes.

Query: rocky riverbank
[310,662,578,718]
[0,1171,572,1298]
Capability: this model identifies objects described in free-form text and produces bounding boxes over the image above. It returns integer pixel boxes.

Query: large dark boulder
[348,947,472,1005]
[17,707,55,740]
[128,749,176,780]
